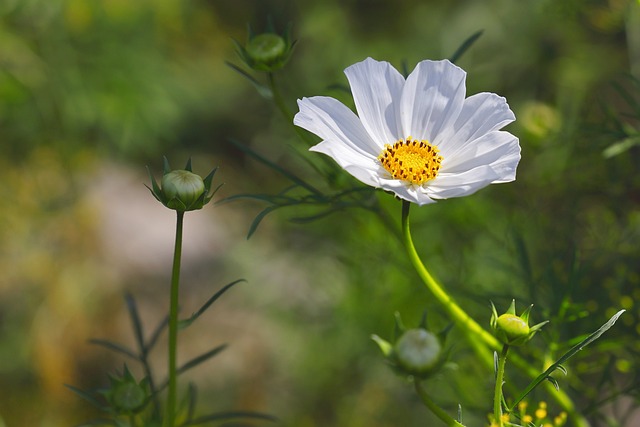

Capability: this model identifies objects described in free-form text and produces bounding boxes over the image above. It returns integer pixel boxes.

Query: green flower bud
[161,170,205,209]
[101,365,149,415]
[491,300,549,346]
[246,34,287,68]
[394,329,442,375]
[373,312,450,379]
[147,157,220,212]
[234,24,296,72]
[496,314,530,341]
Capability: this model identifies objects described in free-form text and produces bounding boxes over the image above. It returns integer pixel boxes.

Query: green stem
[165,211,184,427]
[494,345,509,427]
[400,201,589,427]
[401,201,499,361]
[268,72,293,121]
[415,380,465,427]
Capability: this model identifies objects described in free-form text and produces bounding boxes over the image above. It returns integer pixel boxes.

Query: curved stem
[401,201,499,361]
[415,380,465,427]
[401,201,589,427]
[494,345,509,427]
[165,211,184,427]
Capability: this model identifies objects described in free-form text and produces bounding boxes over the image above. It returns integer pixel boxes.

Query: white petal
[311,139,380,187]
[400,60,466,143]
[344,58,405,147]
[377,177,437,206]
[426,166,502,199]
[439,92,516,156]
[295,96,380,156]
[441,131,520,182]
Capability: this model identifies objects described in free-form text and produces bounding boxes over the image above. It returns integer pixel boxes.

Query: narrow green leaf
[187,383,198,421]
[89,339,139,361]
[247,205,285,239]
[225,62,273,99]
[145,315,169,353]
[546,376,560,391]
[157,345,228,392]
[124,293,145,356]
[555,364,568,376]
[177,345,228,376]
[602,136,640,158]
[217,193,295,206]
[289,208,341,224]
[181,279,246,328]
[509,309,625,410]
[163,156,171,175]
[65,384,107,411]
[449,30,484,64]
[228,139,322,196]
[185,158,193,172]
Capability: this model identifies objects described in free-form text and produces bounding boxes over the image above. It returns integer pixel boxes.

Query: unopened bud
[394,329,442,375]
[162,170,205,209]
[491,300,548,346]
[147,157,219,212]
[246,34,287,68]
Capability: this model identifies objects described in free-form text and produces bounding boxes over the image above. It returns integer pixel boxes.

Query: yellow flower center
[378,137,443,185]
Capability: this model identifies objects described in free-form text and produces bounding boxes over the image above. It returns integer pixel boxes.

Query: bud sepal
[490,300,549,346]
[147,157,221,212]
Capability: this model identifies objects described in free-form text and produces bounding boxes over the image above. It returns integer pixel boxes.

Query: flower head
[294,58,520,205]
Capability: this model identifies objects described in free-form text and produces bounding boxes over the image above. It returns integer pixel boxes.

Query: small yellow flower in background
[294,58,520,205]
[489,400,567,427]
[536,401,548,420]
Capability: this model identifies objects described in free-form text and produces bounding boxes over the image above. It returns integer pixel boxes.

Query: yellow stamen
[378,137,443,185]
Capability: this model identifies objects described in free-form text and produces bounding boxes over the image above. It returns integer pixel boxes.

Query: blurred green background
[0,0,639,426]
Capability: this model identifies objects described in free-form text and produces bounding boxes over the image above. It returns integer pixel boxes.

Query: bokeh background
[0,0,639,426]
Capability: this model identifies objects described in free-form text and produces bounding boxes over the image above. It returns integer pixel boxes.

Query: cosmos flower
[294,58,520,205]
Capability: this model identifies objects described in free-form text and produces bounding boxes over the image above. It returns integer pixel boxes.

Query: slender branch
[414,380,465,427]
[165,211,184,427]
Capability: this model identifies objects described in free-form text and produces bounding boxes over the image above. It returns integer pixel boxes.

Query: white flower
[293,58,520,206]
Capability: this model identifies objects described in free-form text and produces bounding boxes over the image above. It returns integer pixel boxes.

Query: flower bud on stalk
[394,329,442,375]
[101,365,150,415]
[372,313,449,379]
[234,24,296,72]
[491,300,549,346]
[147,157,220,212]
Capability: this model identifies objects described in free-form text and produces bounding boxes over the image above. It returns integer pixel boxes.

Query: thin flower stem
[401,201,589,427]
[414,380,465,427]
[401,201,500,358]
[165,211,184,427]
[494,345,509,427]
[268,72,294,122]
